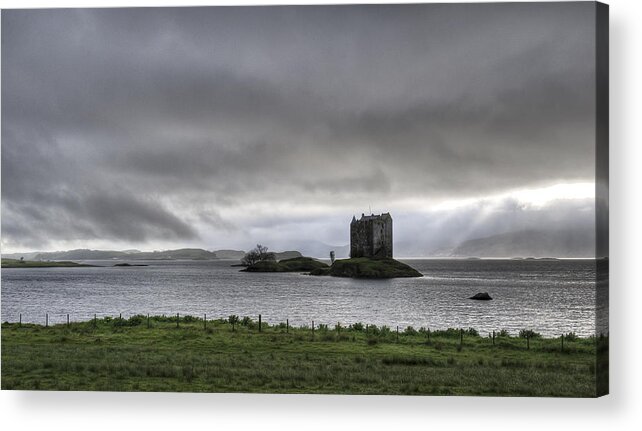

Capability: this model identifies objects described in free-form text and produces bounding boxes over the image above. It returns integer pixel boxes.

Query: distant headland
[1,258,97,268]
[2,248,302,262]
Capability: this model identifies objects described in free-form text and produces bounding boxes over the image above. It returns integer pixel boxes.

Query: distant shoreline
[1,256,604,269]
[1,259,98,268]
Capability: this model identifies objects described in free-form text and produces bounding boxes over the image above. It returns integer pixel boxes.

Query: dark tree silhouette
[241,244,276,266]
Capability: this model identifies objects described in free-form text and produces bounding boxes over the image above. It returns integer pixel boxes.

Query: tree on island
[241,244,276,266]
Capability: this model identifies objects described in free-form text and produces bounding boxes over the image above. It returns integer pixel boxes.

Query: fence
[5,311,592,351]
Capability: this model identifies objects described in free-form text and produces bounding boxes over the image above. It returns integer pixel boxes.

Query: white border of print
[0,1,640,430]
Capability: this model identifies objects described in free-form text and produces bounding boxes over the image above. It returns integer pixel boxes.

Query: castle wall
[385,216,393,257]
[350,213,393,258]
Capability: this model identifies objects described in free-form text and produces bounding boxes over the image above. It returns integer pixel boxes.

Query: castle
[350,213,393,258]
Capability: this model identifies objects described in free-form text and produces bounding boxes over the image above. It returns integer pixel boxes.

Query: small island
[240,213,422,279]
[237,246,328,273]
[311,257,422,279]
[322,213,421,278]
[243,257,329,273]
[243,255,422,279]
[1,258,97,268]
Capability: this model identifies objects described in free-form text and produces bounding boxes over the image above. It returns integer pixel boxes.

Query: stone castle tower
[350,213,393,258]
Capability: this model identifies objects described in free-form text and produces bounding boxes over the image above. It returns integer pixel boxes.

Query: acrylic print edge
[595,0,609,398]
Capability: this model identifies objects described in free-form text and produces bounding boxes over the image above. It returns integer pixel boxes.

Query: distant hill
[274,250,302,260]
[273,240,349,259]
[33,249,129,260]
[4,231,594,261]
[447,229,595,258]
[213,250,246,259]
[6,248,306,262]
[1,252,42,260]
[125,249,219,260]
[1,258,97,268]
[30,248,219,261]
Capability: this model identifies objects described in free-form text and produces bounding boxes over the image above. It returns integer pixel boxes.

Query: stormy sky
[1,3,598,254]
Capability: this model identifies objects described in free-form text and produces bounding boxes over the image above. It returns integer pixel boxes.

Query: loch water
[1,258,603,337]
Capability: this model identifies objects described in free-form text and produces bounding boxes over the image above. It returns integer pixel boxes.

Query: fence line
[3,311,594,346]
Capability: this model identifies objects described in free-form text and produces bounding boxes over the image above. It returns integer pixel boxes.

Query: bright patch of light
[511,183,594,206]
[432,182,594,211]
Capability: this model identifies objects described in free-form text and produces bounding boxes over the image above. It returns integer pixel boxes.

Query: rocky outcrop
[469,292,493,300]
[315,257,422,279]
[242,257,328,273]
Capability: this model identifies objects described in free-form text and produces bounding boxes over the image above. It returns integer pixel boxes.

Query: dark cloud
[1,3,598,252]
[2,188,198,246]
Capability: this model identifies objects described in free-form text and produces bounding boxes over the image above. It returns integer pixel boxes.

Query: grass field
[1,316,606,396]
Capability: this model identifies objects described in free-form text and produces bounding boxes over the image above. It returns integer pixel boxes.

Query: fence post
[492,330,495,346]
[286,319,289,334]
[561,334,564,351]
[94,313,97,327]
[396,326,399,342]
[176,313,179,328]
[147,313,150,329]
[527,334,530,350]
[259,314,262,332]
[460,328,463,347]
[19,313,22,327]
[338,322,341,335]
[204,313,207,330]
[312,320,315,337]
[67,314,70,327]
[119,313,122,320]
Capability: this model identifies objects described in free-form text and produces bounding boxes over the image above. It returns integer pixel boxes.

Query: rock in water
[469,292,492,300]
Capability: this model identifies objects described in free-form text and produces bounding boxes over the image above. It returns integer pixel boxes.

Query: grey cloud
[197,209,238,232]
[1,126,197,246]
[1,3,598,251]
[3,190,197,246]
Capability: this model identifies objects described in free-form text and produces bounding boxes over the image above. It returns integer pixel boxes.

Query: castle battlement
[350,213,393,258]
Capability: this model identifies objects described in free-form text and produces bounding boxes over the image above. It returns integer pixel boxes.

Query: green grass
[1,316,604,396]
[1,258,97,268]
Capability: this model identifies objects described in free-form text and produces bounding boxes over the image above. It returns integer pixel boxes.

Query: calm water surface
[1,259,600,337]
